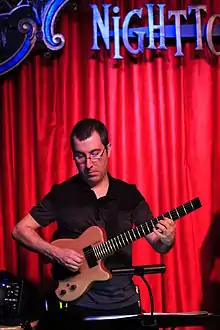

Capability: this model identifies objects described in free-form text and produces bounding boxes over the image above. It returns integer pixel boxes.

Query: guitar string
[83,202,196,260]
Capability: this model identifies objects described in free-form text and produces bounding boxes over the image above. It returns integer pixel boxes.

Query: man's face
[72,131,111,187]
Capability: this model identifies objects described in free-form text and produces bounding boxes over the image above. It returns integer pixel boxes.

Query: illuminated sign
[90,4,220,58]
[0,3,220,76]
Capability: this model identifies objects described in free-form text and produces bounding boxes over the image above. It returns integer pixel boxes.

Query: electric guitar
[51,197,202,302]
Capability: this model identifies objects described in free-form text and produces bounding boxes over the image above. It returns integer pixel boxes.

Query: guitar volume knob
[70,285,76,291]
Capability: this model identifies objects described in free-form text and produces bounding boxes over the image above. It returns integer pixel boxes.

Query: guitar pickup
[83,245,98,268]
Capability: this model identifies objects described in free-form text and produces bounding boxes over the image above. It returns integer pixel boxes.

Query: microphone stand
[111,264,166,330]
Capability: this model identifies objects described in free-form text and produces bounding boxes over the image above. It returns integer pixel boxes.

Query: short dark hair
[70,118,109,151]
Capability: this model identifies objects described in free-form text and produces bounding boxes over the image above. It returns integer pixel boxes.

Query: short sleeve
[29,185,59,227]
[132,199,154,226]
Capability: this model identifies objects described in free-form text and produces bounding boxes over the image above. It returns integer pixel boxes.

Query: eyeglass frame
[73,147,106,164]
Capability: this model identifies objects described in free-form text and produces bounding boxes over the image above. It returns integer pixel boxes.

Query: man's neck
[91,174,109,199]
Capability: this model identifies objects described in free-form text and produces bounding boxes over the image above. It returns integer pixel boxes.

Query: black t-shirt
[30,174,153,309]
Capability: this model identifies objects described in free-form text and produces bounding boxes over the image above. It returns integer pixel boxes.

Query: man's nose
[85,156,93,168]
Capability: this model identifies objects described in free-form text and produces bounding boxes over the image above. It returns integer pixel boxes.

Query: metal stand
[111,264,166,330]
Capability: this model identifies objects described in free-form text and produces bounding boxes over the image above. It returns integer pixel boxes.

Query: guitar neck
[93,197,201,261]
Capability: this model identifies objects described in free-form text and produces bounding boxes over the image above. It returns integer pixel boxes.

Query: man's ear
[106,143,112,157]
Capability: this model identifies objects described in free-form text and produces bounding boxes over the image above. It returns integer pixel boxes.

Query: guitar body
[51,226,111,302]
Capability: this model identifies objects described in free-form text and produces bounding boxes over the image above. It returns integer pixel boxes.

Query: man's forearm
[152,237,175,254]
[12,225,58,260]
[146,217,176,253]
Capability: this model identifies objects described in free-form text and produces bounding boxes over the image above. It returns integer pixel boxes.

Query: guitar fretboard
[92,197,201,261]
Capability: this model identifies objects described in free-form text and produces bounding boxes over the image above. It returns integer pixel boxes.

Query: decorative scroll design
[0,0,71,75]
[41,0,70,50]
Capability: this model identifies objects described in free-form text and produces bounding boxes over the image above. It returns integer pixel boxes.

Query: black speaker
[0,270,44,326]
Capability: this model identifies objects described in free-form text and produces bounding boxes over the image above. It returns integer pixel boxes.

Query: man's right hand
[12,214,84,272]
[51,246,84,272]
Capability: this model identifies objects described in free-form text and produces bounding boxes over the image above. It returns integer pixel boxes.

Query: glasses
[74,148,106,164]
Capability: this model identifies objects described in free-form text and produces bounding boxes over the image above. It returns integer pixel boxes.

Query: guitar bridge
[83,245,98,268]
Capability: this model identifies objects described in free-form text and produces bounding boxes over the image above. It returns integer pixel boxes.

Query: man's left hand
[153,217,176,246]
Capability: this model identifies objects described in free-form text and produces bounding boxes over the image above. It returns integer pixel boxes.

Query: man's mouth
[87,171,98,176]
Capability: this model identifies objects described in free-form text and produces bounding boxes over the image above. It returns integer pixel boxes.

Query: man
[12,118,176,329]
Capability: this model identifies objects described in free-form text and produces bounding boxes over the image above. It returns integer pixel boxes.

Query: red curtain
[1,0,220,326]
